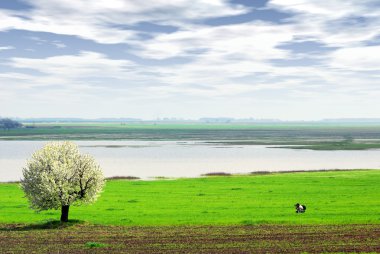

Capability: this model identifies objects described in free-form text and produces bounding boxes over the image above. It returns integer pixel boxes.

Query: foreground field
[1,170,379,225]
[1,223,379,253]
[1,170,380,253]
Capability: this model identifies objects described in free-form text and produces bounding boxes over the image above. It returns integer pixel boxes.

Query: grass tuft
[85,242,108,248]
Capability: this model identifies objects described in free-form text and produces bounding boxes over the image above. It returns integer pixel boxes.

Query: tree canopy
[21,141,105,222]
[0,118,22,130]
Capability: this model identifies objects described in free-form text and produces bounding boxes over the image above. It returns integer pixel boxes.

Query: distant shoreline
[2,122,380,151]
[2,168,378,184]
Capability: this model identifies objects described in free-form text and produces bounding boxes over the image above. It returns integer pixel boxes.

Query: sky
[0,0,380,120]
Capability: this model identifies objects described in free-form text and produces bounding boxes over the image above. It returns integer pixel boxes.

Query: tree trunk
[60,205,70,222]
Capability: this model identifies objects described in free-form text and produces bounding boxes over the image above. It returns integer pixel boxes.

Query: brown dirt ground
[0,224,379,253]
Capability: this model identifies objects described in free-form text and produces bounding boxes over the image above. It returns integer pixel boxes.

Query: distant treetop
[0,118,22,130]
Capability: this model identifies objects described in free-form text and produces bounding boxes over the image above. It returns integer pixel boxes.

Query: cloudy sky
[1,0,380,120]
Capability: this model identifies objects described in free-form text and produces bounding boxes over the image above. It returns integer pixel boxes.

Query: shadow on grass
[0,219,85,231]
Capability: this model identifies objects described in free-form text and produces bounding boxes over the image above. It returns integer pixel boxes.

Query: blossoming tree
[21,141,105,222]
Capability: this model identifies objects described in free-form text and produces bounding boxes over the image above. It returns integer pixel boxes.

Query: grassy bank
[1,170,379,225]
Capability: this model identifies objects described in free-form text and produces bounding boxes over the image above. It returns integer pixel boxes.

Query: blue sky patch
[230,0,269,8]
[0,0,33,11]
[203,8,291,26]
[277,40,338,54]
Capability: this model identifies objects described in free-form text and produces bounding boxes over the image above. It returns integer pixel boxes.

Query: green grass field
[1,170,379,225]
[2,170,380,253]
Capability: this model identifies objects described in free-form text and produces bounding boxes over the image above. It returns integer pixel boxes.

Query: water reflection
[1,140,380,182]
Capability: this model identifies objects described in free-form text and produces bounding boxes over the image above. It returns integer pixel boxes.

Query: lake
[1,140,380,182]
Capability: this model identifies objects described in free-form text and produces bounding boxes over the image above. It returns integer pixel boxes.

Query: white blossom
[21,141,105,212]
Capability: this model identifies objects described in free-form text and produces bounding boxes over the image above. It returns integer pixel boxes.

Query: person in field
[295,203,306,213]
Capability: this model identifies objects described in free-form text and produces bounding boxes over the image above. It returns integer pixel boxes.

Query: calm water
[1,140,380,182]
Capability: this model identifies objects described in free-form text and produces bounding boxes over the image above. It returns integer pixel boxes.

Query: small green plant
[241,220,255,225]
[85,242,108,248]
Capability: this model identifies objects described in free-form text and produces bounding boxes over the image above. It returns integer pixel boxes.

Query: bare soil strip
[1,224,379,253]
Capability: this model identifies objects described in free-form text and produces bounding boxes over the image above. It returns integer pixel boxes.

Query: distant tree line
[0,118,22,130]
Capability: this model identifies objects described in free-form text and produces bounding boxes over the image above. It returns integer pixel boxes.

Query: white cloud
[134,22,293,60]
[4,52,176,101]
[268,0,368,18]
[269,0,380,47]
[11,51,133,78]
[0,46,14,51]
[0,0,248,44]
[329,46,380,71]
[53,42,67,48]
